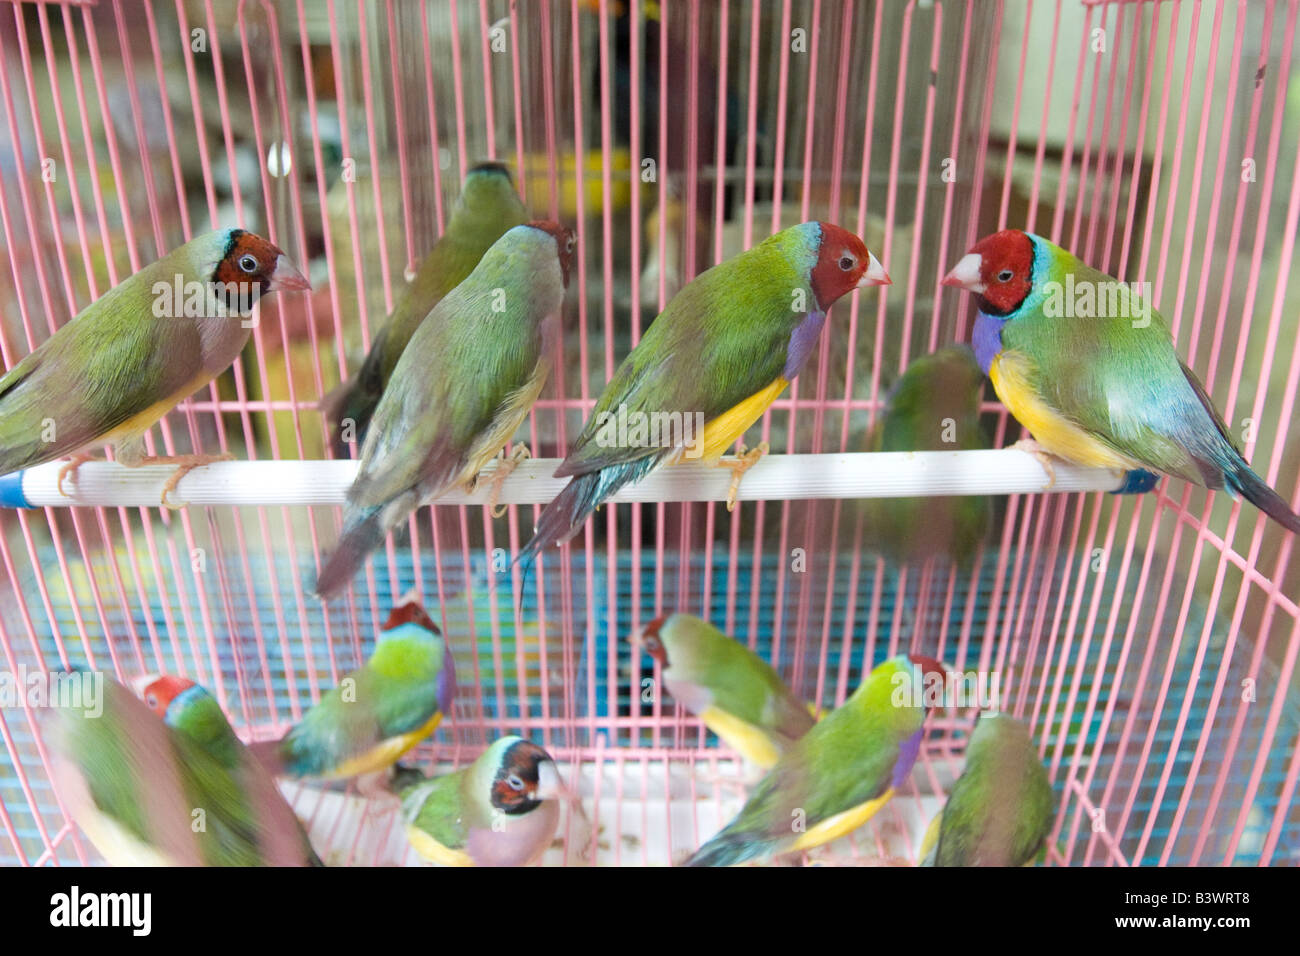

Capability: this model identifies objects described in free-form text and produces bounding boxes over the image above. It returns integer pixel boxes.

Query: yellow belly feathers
[989,351,1138,470]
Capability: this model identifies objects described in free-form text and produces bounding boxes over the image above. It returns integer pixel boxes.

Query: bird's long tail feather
[313,505,389,599]
[514,457,660,586]
[1224,451,1300,534]
[683,829,774,867]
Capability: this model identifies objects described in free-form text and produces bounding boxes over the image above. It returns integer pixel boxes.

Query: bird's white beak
[266,254,312,293]
[129,673,161,698]
[942,253,984,293]
[535,760,569,802]
[858,251,891,287]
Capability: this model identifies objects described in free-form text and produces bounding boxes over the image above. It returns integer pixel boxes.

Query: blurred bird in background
[45,674,322,866]
[856,345,992,566]
[919,712,1053,867]
[633,613,815,770]
[322,163,528,456]
[685,654,945,867]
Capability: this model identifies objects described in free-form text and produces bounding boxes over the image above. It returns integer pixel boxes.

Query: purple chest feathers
[890,727,924,790]
[783,310,827,381]
[972,312,1007,374]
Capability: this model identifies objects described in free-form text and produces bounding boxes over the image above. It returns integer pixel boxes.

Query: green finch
[137,674,246,770]
[919,712,1053,866]
[943,229,1300,531]
[633,613,815,769]
[685,654,945,866]
[323,162,528,454]
[515,221,888,579]
[313,221,574,598]
[859,345,992,564]
[399,736,564,866]
[45,674,321,866]
[249,600,455,779]
[0,228,309,503]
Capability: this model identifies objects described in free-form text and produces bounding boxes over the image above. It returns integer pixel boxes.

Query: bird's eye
[838,255,855,271]
[997,269,1014,282]
[238,254,259,273]
[643,636,659,653]
[506,774,525,791]
[565,237,575,254]
[145,694,157,709]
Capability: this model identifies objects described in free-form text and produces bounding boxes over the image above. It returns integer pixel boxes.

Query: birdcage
[0,0,1297,869]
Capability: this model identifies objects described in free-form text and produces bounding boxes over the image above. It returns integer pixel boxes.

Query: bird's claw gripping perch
[1012,438,1061,489]
[486,443,532,518]
[718,441,769,511]
[55,453,100,497]
[139,453,236,509]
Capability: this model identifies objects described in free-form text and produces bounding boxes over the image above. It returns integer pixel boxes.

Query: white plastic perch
[0,450,1129,510]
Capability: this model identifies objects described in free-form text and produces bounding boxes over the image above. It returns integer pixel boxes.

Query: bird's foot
[357,771,403,814]
[485,443,532,518]
[137,452,235,509]
[55,453,100,497]
[1011,439,1062,489]
[716,441,769,511]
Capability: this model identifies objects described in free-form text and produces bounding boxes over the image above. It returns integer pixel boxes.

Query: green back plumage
[350,224,564,508]
[165,684,246,770]
[658,614,814,743]
[401,771,471,850]
[689,655,926,863]
[1003,235,1237,486]
[930,712,1054,866]
[50,677,319,866]
[861,345,992,564]
[375,167,529,384]
[278,621,452,776]
[0,230,244,472]
[558,223,822,476]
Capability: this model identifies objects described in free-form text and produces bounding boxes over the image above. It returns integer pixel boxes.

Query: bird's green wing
[403,772,469,850]
[351,270,554,507]
[1002,258,1230,485]
[715,701,910,846]
[933,716,1054,866]
[0,277,206,471]
[556,247,808,477]
[692,640,814,744]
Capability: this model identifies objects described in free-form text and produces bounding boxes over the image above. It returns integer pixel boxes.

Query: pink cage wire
[0,0,1298,867]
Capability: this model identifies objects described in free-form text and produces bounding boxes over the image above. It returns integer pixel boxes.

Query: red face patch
[638,615,670,666]
[527,220,576,288]
[141,675,195,717]
[382,601,440,634]
[212,230,288,296]
[809,222,874,310]
[970,229,1035,314]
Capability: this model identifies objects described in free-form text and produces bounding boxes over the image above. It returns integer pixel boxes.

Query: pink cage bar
[0,0,1298,867]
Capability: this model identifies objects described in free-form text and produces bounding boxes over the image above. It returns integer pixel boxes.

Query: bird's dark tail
[513,457,660,585]
[1224,452,1300,534]
[313,505,388,599]
[683,828,773,867]
[318,354,384,459]
[512,460,660,580]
